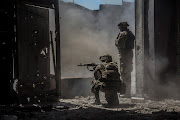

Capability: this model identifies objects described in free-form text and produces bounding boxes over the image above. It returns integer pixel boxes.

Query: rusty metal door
[17,4,50,96]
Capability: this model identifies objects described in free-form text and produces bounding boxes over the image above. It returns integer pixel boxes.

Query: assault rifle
[77,63,100,71]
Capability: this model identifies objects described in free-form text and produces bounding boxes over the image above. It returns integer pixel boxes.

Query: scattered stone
[131,97,145,103]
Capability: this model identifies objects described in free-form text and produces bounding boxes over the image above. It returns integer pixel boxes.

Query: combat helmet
[118,22,129,27]
[99,54,112,62]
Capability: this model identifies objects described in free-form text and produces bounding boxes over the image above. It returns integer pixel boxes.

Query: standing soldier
[115,22,135,98]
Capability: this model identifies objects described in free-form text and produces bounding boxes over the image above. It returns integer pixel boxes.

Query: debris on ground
[1,93,180,120]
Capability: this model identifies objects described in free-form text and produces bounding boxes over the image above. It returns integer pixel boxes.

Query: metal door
[17,4,50,97]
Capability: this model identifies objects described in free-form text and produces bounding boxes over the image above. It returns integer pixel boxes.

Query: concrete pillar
[135,0,144,97]
[148,0,156,97]
[148,0,155,76]
[54,0,61,97]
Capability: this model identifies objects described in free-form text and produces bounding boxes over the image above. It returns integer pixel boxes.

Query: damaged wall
[59,1,135,78]
[59,1,136,96]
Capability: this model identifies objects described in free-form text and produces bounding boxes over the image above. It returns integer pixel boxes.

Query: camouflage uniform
[115,22,135,97]
[91,55,122,105]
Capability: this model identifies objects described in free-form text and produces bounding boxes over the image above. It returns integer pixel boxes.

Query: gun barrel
[77,63,99,67]
[77,63,99,71]
[77,64,83,66]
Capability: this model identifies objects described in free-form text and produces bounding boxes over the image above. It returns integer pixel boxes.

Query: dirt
[1,93,180,120]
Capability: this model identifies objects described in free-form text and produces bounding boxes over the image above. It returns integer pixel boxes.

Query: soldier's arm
[115,33,120,47]
[94,64,102,73]
[94,64,104,80]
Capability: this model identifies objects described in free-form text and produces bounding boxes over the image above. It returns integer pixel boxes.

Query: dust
[59,1,135,78]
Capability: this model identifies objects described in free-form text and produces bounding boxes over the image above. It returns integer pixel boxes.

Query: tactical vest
[115,30,135,50]
[101,62,120,81]
[116,31,128,49]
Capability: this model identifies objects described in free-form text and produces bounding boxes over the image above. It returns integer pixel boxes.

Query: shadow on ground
[102,103,136,108]
[1,102,180,120]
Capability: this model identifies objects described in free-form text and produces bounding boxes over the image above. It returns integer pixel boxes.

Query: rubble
[131,97,145,103]
[1,94,180,119]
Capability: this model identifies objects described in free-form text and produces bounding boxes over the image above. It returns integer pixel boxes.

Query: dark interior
[155,0,178,79]
[0,0,17,104]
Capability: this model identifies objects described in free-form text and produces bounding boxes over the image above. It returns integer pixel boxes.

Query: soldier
[91,54,125,105]
[115,22,135,98]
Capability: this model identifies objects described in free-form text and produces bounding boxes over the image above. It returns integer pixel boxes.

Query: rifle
[77,63,100,71]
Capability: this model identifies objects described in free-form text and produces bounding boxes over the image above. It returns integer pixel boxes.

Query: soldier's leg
[105,91,119,106]
[119,51,125,81]
[122,72,131,97]
[124,51,133,97]
[94,91,100,104]
[119,53,127,97]
[120,50,133,97]
[118,50,126,78]
[91,81,101,104]
[118,50,122,75]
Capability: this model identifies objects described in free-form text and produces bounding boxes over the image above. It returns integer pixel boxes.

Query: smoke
[144,50,180,99]
[48,1,135,97]
[59,1,135,78]
[61,78,92,98]
[143,0,180,99]
[147,56,180,99]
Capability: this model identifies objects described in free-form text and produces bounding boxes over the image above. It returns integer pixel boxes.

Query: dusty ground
[1,93,180,120]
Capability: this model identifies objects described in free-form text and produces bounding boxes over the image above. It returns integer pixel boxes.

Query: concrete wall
[136,0,180,98]
[135,0,144,97]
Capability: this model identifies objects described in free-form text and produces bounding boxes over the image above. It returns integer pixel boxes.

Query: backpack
[101,62,120,80]
[126,30,135,50]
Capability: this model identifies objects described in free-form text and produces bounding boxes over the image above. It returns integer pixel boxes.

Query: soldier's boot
[94,93,101,105]
[105,92,119,106]
[125,76,131,98]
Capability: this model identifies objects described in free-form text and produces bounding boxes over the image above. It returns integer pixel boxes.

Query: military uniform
[91,55,122,105]
[115,22,135,97]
